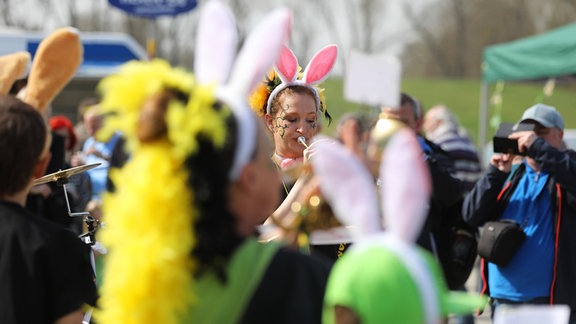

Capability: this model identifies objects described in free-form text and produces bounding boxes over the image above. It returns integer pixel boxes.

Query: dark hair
[400,92,423,121]
[186,101,244,282]
[0,95,48,196]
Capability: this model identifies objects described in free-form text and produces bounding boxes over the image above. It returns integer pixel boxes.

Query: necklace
[271,155,290,195]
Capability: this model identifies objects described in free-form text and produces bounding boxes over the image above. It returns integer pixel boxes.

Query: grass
[322,77,576,148]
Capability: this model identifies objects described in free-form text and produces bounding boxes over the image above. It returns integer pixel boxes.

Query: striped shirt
[427,126,482,192]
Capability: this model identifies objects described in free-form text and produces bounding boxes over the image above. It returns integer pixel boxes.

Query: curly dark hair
[186,101,245,282]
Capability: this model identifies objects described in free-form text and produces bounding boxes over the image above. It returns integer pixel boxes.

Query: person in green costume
[95,2,331,324]
[304,125,486,324]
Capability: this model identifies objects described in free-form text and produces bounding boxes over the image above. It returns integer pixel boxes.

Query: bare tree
[309,0,346,50]
[402,2,453,76]
[401,0,576,78]
[0,0,15,26]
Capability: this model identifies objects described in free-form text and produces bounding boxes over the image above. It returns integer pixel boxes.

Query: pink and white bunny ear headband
[195,1,292,180]
[265,44,338,116]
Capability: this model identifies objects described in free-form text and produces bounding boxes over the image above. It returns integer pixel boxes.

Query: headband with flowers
[249,44,337,123]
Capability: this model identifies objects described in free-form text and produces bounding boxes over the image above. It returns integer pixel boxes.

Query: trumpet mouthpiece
[298,136,308,148]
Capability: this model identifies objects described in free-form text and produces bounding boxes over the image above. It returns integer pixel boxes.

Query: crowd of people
[1,1,575,324]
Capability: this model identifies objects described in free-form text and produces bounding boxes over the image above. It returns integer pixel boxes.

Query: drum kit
[33,163,102,246]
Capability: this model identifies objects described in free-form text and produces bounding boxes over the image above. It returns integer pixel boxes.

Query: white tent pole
[478,81,489,164]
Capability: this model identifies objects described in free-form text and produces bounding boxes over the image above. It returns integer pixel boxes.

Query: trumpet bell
[291,192,343,232]
[366,116,405,176]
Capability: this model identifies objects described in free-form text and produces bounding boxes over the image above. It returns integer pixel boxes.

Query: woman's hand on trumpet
[302,136,338,163]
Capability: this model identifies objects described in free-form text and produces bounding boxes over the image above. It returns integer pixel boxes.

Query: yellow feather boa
[97,142,195,324]
[94,59,228,323]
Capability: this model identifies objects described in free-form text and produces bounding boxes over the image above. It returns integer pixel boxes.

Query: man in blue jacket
[463,103,576,322]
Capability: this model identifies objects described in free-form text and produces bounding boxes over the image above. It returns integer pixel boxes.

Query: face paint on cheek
[275,109,290,139]
[274,118,288,139]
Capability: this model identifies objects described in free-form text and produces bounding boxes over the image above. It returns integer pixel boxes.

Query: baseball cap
[519,103,564,130]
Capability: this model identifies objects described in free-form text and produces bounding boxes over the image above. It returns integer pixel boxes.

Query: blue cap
[519,103,564,130]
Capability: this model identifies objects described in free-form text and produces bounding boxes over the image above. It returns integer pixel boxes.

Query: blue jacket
[463,138,576,319]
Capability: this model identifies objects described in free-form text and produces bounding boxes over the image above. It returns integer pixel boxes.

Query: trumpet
[262,114,407,250]
[265,162,344,248]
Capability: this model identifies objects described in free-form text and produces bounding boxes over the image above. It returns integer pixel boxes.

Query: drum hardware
[34,163,101,245]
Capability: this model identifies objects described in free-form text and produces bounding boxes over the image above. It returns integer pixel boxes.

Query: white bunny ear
[302,44,338,85]
[194,1,238,85]
[379,129,431,243]
[225,8,292,98]
[274,44,299,84]
[310,135,381,237]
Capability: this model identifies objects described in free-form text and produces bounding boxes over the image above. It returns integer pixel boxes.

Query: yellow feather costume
[94,59,228,324]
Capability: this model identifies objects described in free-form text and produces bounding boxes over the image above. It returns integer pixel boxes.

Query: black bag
[477,219,526,266]
[443,223,478,290]
[434,200,478,290]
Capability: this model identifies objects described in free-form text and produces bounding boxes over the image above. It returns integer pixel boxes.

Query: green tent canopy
[478,22,576,159]
[483,22,576,82]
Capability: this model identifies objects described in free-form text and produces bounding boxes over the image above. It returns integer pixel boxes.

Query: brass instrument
[265,137,343,249]
[266,116,406,249]
[366,115,405,176]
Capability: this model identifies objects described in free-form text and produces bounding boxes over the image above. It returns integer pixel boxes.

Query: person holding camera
[463,103,576,321]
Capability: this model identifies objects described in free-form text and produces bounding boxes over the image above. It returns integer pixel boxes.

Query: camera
[493,123,535,155]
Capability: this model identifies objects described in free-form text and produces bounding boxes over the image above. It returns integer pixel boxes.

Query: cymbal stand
[55,176,98,324]
[56,177,97,246]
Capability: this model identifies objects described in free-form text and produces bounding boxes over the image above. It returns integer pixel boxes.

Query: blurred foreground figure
[315,126,485,324]
[94,3,331,324]
[0,95,97,323]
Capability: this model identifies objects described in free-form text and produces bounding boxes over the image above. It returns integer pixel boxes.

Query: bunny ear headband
[195,1,292,180]
[25,27,83,113]
[309,129,485,323]
[95,2,291,324]
[0,27,82,114]
[0,52,30,96]
[249,44,337,120]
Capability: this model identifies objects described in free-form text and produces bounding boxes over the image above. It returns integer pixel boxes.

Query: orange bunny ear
[25,27,83,112]
[0,52,30,96]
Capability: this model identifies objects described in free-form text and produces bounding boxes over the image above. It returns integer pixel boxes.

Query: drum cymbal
[33,163,101,185]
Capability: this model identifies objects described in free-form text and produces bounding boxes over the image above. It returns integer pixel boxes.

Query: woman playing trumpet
[250,44,346,258]
[250,44,337,172]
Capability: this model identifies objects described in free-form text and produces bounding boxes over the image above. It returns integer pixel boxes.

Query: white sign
[344,49,401,108]
[494,304,570,324]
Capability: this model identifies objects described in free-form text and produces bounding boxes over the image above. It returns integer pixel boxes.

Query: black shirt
[241,247,332,324]
[0,201,97,323]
